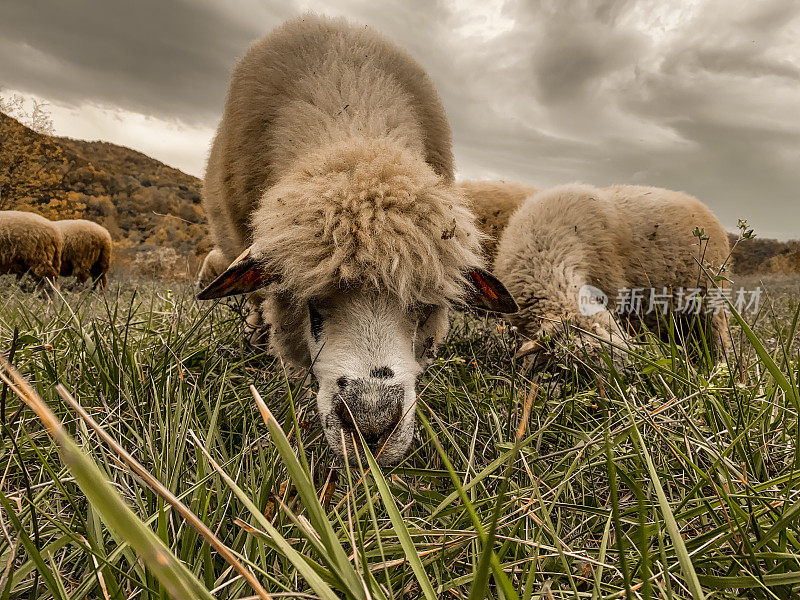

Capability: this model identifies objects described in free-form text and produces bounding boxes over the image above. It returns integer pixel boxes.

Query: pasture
[0,275,799,599]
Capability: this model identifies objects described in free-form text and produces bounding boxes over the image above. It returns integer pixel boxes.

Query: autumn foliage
[0,100,74,217]
[0,103,209,281]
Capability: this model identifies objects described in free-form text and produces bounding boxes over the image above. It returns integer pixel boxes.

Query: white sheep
[197,15,516,464]
[493,183,732,359]
[53,219,113,289]
[196,248,228,287]
[0,210,62,287]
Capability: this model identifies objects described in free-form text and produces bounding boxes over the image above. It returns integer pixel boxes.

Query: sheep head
[198,248,516,464]
[197,141,518,464]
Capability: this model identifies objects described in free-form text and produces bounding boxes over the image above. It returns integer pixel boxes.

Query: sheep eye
[309,302,324,342]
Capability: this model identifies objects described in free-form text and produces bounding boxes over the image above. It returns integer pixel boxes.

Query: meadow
[0,274,799,599]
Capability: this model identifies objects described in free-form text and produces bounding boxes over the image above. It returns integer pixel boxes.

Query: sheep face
[198,250,517,464]
[304,291,448,465]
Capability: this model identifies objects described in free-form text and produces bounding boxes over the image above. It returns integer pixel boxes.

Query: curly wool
[197,248,229,286]
[457,180,538,263]
[205,14,482,309]
[494,183,732,350]
[0,210,62,279]
[252,138,482,307]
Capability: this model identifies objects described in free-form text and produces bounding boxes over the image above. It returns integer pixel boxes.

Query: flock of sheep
[194,16,732,463]
[0,15,732,464]
[0,211,112,289]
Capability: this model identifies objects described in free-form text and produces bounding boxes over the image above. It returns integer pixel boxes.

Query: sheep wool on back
[457,180,538,263]
[494,183,732,356]
[54,219,113,289]
[0,210,63,282]
[204,14,482,308]
[197,248,229,287]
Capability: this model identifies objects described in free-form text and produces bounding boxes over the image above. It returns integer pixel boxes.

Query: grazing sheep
[198,15,516,464]
[197,248,229,287]
[0,210,62,286]
[494,183,732,359]
[54,219,113,289]
[458,180,538,263]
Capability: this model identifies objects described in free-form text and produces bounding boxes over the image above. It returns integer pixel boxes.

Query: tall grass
[0,275,799,598]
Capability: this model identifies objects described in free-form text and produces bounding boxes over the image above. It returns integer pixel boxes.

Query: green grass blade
[0,359,214,600]
[251,386,368,598]
[188,430,342,600]
[418,409,521,599]
[360,444,438,600]
[624,404,706,600]
[0,492,65,600]
[725,296,799,406]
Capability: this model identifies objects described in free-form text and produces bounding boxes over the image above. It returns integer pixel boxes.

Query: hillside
[729,232,800,275]
[0,111,211,280]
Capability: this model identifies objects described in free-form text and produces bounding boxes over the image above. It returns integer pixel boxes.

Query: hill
[729,232,800,276]
[0,111,211,280]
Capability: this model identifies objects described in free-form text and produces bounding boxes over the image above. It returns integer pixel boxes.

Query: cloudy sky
[1,0,798,238]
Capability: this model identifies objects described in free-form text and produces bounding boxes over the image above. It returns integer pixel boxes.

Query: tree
[0,93,54,134]
[0,94,66,211]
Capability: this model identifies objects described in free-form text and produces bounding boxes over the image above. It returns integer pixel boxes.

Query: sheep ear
[463,268,518,313]
[197,247,277,300]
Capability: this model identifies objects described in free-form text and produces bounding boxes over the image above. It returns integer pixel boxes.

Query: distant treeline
[729,233,800,275]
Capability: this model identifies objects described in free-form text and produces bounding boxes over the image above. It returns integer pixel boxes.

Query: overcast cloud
[1,0,798,238]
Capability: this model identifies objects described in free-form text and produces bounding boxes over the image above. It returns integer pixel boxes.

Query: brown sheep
[457,180,538,263]
[0,210,62,287]
[198,15,516,464]
[53,219,112,289]
[197,248,229,287]
[762,248,800,275]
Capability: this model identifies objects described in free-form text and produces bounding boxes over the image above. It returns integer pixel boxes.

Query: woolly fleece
[0,210,62,280]
[197,248,229,286]
[203,14,483,312]
[54,219,112,289]
[457,180,538,263]
[494,183,731,351]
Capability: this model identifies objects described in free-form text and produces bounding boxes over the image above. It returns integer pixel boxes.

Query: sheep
[53,219,113,290]
[0,210,62,287]
[197,248,229,287]
[493,183,732,361]
[457,180,538,263]
[198,15,516,464]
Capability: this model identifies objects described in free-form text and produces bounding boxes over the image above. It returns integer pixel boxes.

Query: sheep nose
[333,383,404,453]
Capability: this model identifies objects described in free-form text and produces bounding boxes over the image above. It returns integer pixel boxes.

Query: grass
[0,275,798,599]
